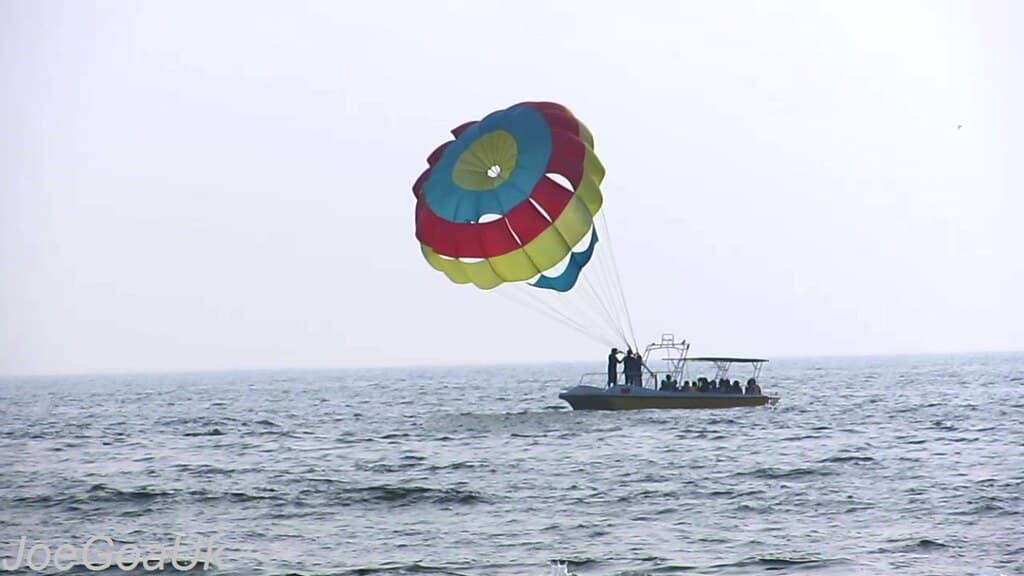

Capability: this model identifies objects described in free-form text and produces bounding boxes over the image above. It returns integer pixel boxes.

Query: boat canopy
[685,357,769,363]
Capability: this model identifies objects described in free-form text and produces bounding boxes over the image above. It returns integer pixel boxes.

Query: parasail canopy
[413,101,606,293]
[411,101,636,351]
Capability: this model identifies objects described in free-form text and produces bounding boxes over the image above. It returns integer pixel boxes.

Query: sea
[0,353,1022,576]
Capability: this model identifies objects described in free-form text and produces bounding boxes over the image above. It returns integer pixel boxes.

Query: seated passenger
[745,377,762,395]
[731,380,741,394]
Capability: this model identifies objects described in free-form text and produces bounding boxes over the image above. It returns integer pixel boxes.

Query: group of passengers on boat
[658,374,762,395]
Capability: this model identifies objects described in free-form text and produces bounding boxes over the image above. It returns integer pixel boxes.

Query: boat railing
[575,371,664,389]
[577,372,616,387]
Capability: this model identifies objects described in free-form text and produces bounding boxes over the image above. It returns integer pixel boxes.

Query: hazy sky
[2,1,1021,375]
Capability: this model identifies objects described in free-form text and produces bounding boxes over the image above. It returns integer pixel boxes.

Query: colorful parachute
[412,102,606,292]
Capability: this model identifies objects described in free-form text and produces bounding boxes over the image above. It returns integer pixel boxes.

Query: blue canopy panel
[420,104,551,223]
[530,228,599,292]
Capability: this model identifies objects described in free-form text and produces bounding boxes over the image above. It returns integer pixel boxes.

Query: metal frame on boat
[558,333,780,410]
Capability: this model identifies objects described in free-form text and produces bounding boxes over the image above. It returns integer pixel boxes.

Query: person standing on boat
[625,350,643,386]
[621,349,634,385]
[607,348,624,386]
[632,353,645,387]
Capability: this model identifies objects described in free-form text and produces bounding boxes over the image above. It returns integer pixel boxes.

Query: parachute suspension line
[576,267,630,346]
[495,288,599,347]
[588,231,631,345]
[497,236,621,350]
[501,287,592,340]
[505,224,627,350]
[574,279,623,345]
[542,285,622,349]
[592,235,621,316]
[524,278,623,351]
[495,284,617,350]
[598,213,636,351]
[598,210,638,351]
[573,226,629,349]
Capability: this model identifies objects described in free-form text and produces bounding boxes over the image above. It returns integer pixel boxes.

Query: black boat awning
[684,357,769,363]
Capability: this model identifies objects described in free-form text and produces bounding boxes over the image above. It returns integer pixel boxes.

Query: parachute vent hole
[487,165,502,178]
[529,198,554,223]
[505,218,524,246]
[546,173,575,192]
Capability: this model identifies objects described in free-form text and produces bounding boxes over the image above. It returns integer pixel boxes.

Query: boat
[558,333,780,410]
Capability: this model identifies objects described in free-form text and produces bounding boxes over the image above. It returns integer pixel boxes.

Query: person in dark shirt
[607,348,623,386]
[627,351,644,387]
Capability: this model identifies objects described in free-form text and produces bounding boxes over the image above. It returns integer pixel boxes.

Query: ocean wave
[11,483,178,512]
[424,461,487,472]
[818,455,876,464]
[740,466,836,479]
[182,428,225,437]
[902,538,950,551]
[708,556,849,572]
[178,482,490,509]
[336,562,469,576]
[86,483,175,503]
[347,485,488,506]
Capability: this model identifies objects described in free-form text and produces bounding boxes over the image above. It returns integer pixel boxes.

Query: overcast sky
[2,1,1021,375]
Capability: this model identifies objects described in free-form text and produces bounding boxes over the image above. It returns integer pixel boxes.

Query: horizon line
[2,347,1022,380]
